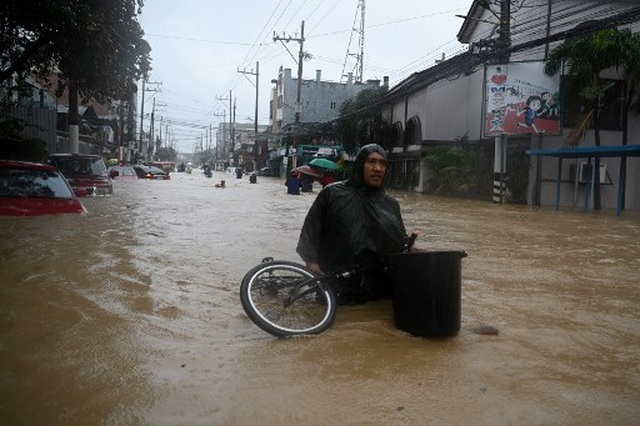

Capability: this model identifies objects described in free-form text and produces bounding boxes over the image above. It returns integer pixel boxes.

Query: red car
[45,153,113,196]
[0,160,87,216]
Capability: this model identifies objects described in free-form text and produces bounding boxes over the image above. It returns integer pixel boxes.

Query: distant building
[215,122,268,171]
[270,67,385,133]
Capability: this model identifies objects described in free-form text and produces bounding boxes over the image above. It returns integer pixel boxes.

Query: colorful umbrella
[294,165,321,178]
[309,158,339,170]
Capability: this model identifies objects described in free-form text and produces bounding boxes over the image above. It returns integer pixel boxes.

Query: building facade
[378,0,640,212]
[271,67,384,133]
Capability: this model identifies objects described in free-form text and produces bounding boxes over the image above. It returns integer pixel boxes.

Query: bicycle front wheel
[240,260,337,337]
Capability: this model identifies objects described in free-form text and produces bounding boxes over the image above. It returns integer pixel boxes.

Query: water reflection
[1,172,638,424]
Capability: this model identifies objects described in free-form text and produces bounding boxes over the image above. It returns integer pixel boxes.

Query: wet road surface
[1,170,639,425]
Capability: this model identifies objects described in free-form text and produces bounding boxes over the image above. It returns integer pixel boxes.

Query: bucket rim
[384,250,468,259]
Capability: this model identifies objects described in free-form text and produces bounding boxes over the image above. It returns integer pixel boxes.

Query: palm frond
[566,109,593,146]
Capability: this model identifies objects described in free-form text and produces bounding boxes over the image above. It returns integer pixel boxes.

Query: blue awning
[525,144,640,216]
[526,144,640,158]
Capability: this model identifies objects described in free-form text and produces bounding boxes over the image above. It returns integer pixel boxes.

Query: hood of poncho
[346,143,388,191]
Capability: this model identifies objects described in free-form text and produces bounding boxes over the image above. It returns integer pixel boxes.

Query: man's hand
[306,262,324,275]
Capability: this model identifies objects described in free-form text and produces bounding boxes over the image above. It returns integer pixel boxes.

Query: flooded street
[1,170,639,425]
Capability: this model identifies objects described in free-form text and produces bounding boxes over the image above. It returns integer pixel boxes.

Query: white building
[377,0,640,213]
[271,67,385,133]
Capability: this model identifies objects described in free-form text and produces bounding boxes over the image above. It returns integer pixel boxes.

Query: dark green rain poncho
[296,144,407,276]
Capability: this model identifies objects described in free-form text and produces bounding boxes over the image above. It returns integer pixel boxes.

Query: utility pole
[138,80,161,163]
[494,0,511,204]
[274,21,306,169]
[497,0,511,62]
[238,61,260,171]
[237,61,259,136]
[232,96,237,165]
[213,110,226,167]
[150,97,155,160]
[274,21,305,125]
[215,91,233,164]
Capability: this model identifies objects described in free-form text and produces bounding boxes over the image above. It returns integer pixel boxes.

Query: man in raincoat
[296,143,409,304]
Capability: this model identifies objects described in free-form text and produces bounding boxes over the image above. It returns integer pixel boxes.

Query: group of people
[285,168,335,195]
[293,144,415,305]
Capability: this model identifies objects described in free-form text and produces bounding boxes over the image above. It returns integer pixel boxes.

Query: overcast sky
[139,0,474,153]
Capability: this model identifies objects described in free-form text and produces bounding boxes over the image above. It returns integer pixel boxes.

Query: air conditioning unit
[578,161,606,184]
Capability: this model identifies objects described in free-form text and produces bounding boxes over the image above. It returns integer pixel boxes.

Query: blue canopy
[525,144,640,216]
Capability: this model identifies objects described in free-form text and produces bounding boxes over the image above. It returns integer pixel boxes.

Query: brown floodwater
[1,170,639,425]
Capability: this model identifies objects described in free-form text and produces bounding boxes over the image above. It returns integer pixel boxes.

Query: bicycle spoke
[240,261,336,337]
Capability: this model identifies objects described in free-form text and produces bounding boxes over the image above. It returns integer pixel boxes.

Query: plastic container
[385,250,467,337]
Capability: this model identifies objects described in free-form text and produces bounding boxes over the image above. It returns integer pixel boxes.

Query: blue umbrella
[309,158,339,170]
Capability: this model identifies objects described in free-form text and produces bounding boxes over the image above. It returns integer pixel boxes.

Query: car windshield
[50,157,106,177]
[0,168,75,199]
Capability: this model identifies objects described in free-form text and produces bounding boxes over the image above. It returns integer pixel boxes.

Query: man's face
[363,151,387,187]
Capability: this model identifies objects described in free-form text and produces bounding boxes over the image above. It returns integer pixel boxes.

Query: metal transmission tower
[341,0,365,83]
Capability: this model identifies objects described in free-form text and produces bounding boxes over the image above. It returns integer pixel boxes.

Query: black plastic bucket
[385,250,467,337]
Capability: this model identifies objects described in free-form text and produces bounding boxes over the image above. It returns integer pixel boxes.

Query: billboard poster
[484,61,561,137]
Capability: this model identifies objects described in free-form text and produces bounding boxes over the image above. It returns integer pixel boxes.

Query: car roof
[135,165,165,171]
[0,160,57,171]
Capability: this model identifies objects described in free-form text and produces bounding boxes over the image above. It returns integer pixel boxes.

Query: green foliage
[421,136,496,199]
[156,147,177,162]
[424,144,480,196]
[336,86,387,154]
[544,28,640,145]
[1,0,151,103]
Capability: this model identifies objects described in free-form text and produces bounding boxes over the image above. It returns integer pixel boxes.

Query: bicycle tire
[240,260,337,337]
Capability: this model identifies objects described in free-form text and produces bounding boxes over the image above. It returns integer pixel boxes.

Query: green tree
[336,86,387,154]
[544,27,640,210]
[1,0,151,150]
[156,146,177,163]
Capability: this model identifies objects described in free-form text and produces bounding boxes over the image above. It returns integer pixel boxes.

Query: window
[561,76,623,131]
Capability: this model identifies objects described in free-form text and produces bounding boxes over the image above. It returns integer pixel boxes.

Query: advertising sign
[484,61,561,137]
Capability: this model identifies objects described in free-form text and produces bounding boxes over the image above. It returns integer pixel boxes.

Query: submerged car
[107,165,138,180]
[44,153,113,196]
[133,165,170,180]
[0,160,87,216]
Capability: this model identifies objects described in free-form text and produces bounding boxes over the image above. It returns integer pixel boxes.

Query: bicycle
[240,233,418,338]
[239,258,350,337]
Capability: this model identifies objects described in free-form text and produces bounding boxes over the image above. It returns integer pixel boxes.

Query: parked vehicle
[44,153,113,196]
[149,161,176,173]
[133,165,170,180]
[0,160,87,216]
[107,165,139,180]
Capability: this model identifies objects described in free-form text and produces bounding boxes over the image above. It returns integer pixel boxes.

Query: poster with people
[484,61,561,137]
